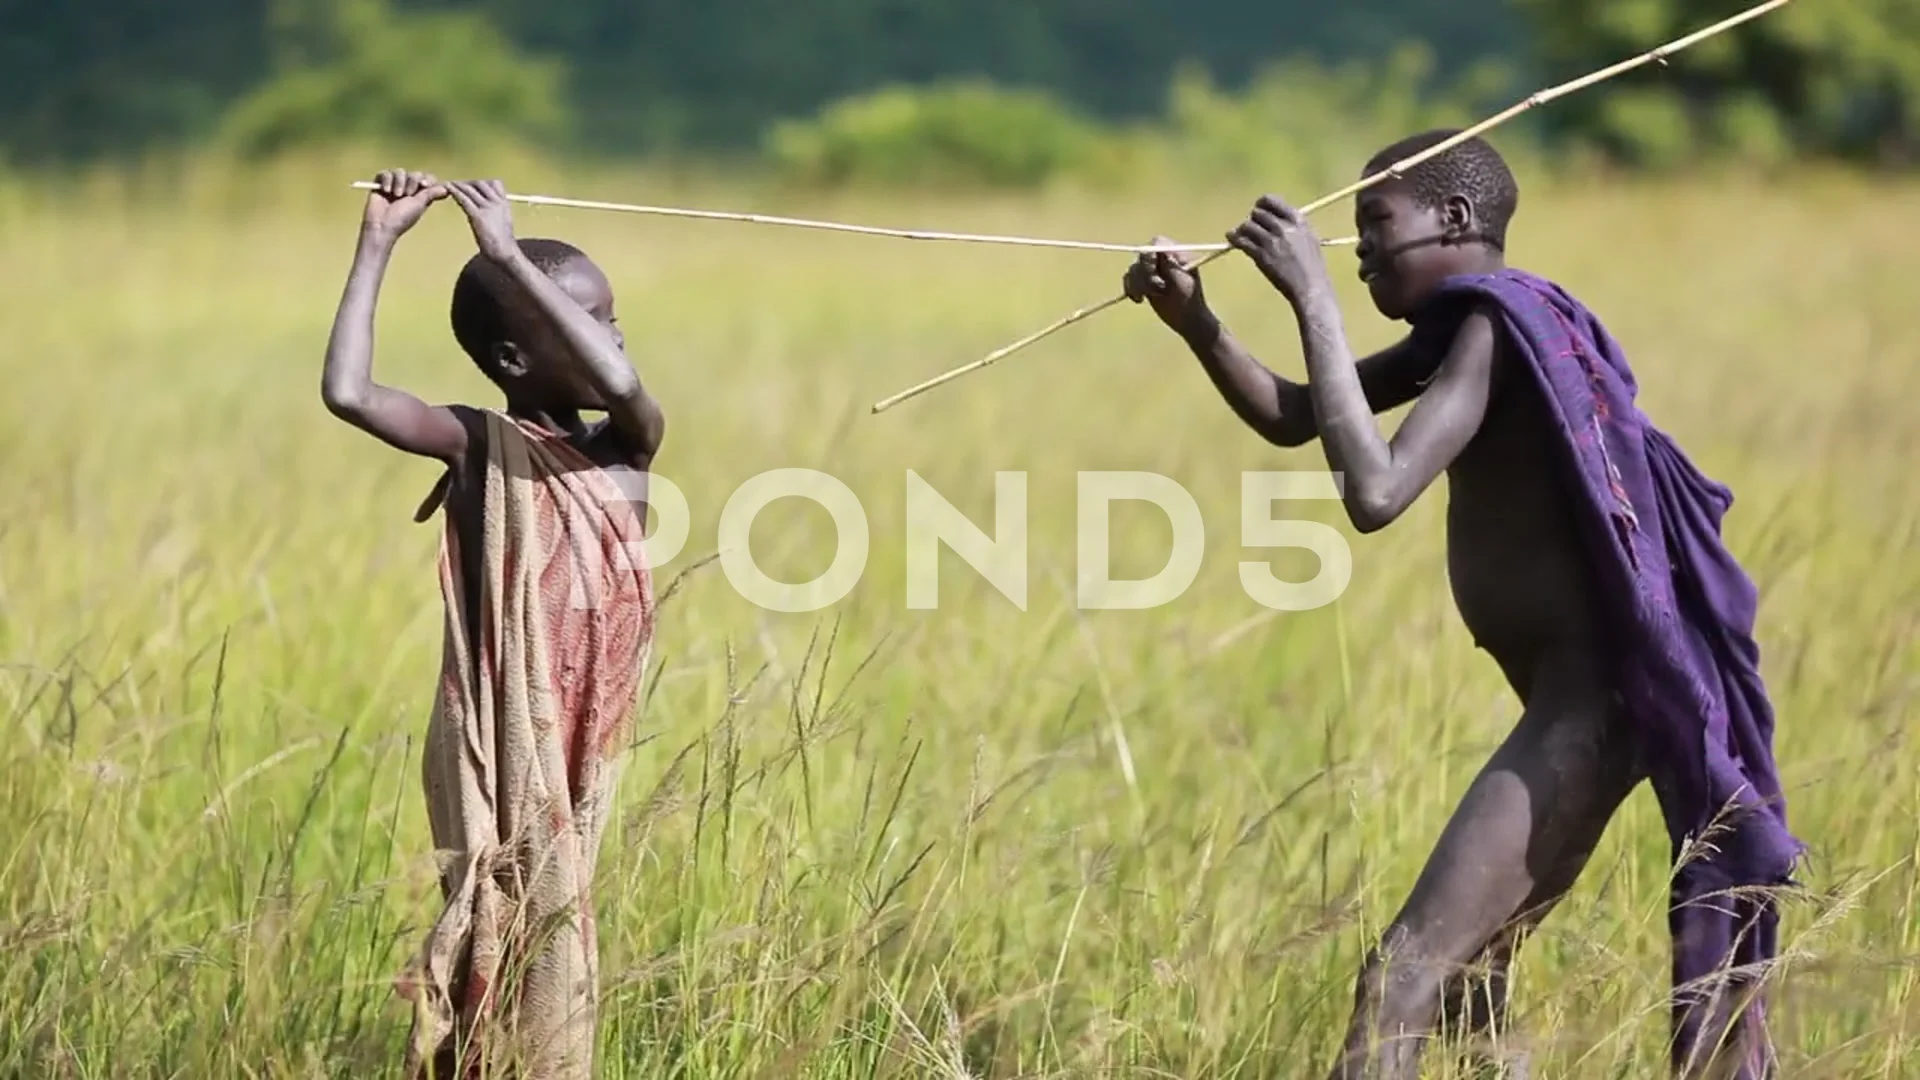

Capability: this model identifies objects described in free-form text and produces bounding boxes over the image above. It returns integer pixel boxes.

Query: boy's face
[499,255,626,408]
[1353,179,1470,321]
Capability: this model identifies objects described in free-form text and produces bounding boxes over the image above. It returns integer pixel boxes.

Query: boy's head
[450,238,625,409]
[1354,130,1518,320]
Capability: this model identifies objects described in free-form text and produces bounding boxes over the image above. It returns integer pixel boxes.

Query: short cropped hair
[1364,130,1519,249]
[450,238,586,370]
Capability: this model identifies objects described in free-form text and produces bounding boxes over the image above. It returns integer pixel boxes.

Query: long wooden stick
[869,0,1795,415]
[347,180,1357,255]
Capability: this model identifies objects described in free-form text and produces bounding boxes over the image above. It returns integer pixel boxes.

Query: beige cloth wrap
[398,410,653,1078]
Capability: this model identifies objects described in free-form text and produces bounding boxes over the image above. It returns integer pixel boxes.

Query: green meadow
[1,154,1916,1077]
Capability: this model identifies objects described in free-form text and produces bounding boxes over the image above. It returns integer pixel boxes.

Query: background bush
[764,82,1109,190]
[4,0,1915,175]
[220,0,566,159]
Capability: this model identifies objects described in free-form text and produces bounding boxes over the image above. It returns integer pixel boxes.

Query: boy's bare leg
[1433,835,1624,1078]
[1325,655,1641,1080]
[1437,926,1526,1076]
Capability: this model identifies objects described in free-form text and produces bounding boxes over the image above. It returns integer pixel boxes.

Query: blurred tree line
[0,0,1912,174]
[1514,0,1919,166]
[0,0,1518,159]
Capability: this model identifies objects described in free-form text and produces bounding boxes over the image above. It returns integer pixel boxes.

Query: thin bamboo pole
[869,0,1796,415]
[346,180,1358,255]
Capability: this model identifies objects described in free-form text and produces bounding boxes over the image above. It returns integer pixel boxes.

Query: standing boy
[1123,132,1800,1079]
[323,169,663,1078]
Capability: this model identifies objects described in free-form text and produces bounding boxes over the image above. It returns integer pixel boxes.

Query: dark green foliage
[0,0,271,158]
[1510,0,1920,166]
[0,0,1521,163]
[459,0,1522,152]
[0,0,1909,169]
[757,47,1519,193]
[763,82,1108,189]
[220,0,566,158]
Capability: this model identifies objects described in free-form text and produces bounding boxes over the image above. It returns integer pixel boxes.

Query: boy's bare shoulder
[439,404,498,472]
[446,402,491,431]
[410,405,493,523]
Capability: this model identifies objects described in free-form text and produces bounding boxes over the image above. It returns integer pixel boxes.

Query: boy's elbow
[321,382,364,420]
[1347,489,1400,534]
[608,380,665,454]
[638,404,666,456]
[1265,425,1315,449]
[599,364,641,401]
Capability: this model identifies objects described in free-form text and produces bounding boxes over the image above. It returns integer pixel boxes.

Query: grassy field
[1,153,1917,1078]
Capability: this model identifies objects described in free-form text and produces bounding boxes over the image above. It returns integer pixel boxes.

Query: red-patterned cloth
[398,410,654,1078]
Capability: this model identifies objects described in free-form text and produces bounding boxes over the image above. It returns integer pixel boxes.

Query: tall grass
[0,153,1915,1077]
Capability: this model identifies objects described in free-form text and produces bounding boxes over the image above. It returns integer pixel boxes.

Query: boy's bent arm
[322,227,470,463]
[497,249,666,463]
[1294,295,1497,533]
[1184,312,1430,448]
[448,180,664,465]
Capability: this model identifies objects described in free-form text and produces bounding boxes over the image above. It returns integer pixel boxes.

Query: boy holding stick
[323,169,662,1078]
[1124,131,1799,1079]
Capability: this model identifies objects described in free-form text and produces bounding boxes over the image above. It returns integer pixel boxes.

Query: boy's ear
[1441,194,1475,243]
[490,341,528,379]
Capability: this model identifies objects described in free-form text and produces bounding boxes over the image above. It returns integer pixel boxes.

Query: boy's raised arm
[1124,245,1431,448]
[1225,196,1495,533]
[322,170,471,463]
[447,180,666,466]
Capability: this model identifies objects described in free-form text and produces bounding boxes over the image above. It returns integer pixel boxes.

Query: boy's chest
[1444,372,1578,530]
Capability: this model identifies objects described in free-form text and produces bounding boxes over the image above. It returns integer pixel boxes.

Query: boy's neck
[1406,248,1510,319]
[503,397,586,437]
[1448,245,1507,277]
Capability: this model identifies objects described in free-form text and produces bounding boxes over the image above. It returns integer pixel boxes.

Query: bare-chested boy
[323,169,663,1078]
[1123,132,1801,1079]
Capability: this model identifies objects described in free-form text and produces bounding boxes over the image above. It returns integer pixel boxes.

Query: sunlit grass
[0,151,1915,1077]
